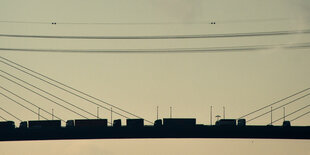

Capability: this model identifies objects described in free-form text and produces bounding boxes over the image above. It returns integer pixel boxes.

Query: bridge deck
[0,125,309,141]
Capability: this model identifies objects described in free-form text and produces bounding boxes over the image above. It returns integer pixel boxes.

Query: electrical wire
[1,42,310,54]
[0,29,309,40]
[0,18,289,25]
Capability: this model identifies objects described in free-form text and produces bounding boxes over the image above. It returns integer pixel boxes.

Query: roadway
[0,125,309,141]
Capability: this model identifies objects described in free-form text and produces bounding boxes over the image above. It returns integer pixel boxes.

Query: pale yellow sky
[0,0,310,154]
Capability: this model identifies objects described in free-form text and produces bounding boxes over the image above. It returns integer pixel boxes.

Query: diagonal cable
[0,94,33,121]
[0,73,88,119]
[0,56,152,124]
[0,105,21,121]
[0,85,65,122]
[290,111,310,122]
[270,104,310,124]
[0,61,130,120]
[239,87,310,119]
[0,110,8,121]
[247,92,310,123]
[0,69,97,118]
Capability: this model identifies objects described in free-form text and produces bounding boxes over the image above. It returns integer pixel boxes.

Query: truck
[283,121,291,127]
[0,121,15,129]
[154,119,163,127]
[216,119,236,126]
[163,118,196,127]
[19,121,28,128]
[126,119,144,128]
[113,119,121,127]
[237,119,246,126]
[74,119,108,128]
[28,120,61,128]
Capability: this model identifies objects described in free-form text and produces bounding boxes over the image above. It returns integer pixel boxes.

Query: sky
[0,0,310,154]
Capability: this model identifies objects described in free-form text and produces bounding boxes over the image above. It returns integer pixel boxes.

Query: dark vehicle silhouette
[163,118,196,127]
[216,119,236,126]
[126,119,144,128]
[0,121,15,129]
[66,119,108,128]
[113,119,121,127]
[28,120,61,129]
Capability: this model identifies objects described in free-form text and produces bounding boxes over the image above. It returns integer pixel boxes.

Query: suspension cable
[0,92,48,120]
[0,86,65,122]
[269,104,310,124]
[0,69,97,118]
[0,106,21,121]
[0,110,8,121]
[0,56,152,124]
[290,111,310,122]
[0,65,130,120]
[0,73,88,119]
[239,87,310,119]
[247,92,310,123]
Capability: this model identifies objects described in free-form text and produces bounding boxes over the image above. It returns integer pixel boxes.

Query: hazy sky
[0,0,310,154]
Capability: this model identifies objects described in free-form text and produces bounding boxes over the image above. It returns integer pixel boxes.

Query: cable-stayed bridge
[0,56,309,141]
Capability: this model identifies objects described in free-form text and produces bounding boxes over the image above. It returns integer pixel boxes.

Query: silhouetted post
[97,107,99,119]
[38,108,40,120]
[283,107,285,121]
[271,107,273,125]
[216,115,221,121]
[111,107,113,122]
[52,108,54,120]
[210,106,213,125]
[223,106,225,119]
[170,107,172,118]
[157,106,159,120]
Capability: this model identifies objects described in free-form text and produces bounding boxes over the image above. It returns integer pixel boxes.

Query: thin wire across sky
[0,42,309,53]
[0,17,290,25]
[0,29,309,40]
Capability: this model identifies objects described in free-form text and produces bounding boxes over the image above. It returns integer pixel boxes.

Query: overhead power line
[270,104,310,124]
[239,87,310,119]
[0,42,310,54]
[0,56,153,124]
[246,92,310,123]
[0,29,309,40]
[0,18,289,25]
[0,21,48,24]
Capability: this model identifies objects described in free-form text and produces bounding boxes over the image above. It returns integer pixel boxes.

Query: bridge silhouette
[0,123,309,141]
[0,56,309,141]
